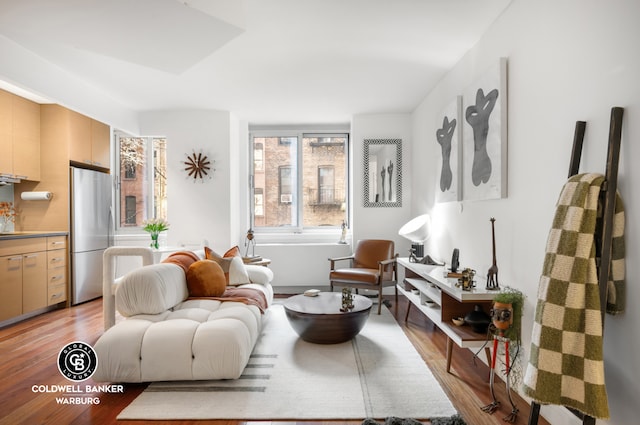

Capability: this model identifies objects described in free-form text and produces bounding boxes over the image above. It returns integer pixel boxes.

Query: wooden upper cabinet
[68,110,92,165]
[0,90,13,175]
[68,109,110,169]
[91,119,110,168]
[12,95,41,180]
[0,90,41,180]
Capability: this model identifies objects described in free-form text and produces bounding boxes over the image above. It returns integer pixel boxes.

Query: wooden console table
[396,257,495,373]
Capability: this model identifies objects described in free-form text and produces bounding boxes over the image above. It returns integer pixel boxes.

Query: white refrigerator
[70,166,113,305]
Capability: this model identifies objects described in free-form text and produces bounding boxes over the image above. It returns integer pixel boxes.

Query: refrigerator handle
[108,206,114,247]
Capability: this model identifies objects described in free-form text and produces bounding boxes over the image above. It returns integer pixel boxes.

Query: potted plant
[142,218,170,249]
[491,286,525,342]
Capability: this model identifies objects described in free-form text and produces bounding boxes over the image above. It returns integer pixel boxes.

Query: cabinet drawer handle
[52,241,65,245]
[51,293,63,299]
[24,254,39,259]
[8,256,22,261]
[51,275,64,281]
[51,257,63,263]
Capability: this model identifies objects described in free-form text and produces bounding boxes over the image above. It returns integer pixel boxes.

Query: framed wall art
[435,96,462,203]
[462,57,508,201]
[363,138,402,208]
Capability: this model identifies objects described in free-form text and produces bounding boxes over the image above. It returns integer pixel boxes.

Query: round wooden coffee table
[283,292,372,344]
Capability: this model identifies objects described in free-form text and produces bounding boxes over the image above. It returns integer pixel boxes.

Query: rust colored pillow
[186,260,226,297]
[162,251,201,274]
[224,245,241,258]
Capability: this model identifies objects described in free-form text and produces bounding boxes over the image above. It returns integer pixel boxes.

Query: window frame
[249,128,350,237]
[114,132,167,232]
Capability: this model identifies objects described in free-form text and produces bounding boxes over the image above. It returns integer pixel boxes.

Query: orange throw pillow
[162,251,201,274]
[186,260,226,297]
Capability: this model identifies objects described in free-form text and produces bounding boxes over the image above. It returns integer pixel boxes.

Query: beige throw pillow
[205,246,251,286]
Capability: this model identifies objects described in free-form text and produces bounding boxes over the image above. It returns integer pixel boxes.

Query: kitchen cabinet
[46,236,67,306]
[0,234,67,323]
[0,254,22,321]
[12,94,41,180]
[21,250,47,313]
[69,109,110,169]
[0,90,13,175]
[0,89,41,181]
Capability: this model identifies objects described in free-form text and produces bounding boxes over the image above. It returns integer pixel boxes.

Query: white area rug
[118,303,457,420]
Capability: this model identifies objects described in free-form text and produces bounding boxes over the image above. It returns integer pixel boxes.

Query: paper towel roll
[21,191,53,201]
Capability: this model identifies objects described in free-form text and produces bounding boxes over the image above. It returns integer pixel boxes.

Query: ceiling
[0,0,511,125]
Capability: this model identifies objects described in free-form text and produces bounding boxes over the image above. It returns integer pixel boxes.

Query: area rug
[117,303,457,420]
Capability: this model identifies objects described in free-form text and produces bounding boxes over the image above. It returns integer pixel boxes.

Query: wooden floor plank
[0,294,548,425]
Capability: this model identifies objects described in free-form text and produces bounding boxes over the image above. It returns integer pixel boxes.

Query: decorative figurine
[244,228,256,258]
[339,220,348,244]
[456,268,476,291]
[387,160,394,201]
[486,217,500,290]
[340,287,354,312]
[381,166,386,201]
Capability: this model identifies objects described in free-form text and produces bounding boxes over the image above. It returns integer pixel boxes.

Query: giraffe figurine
[486,217,499,290]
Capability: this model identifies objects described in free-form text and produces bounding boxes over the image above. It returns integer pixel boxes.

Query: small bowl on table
[451,317,465,327]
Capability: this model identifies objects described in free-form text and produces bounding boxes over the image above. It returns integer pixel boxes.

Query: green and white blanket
[523,173,625,419]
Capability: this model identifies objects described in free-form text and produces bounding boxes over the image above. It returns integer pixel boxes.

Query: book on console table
[243,256,263,263]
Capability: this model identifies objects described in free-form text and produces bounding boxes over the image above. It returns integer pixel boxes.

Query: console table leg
[485,347,491,365]
[446,337,454,373]
[404,301,412,322]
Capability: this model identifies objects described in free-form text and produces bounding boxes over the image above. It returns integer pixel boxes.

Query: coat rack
[527,107,624,425]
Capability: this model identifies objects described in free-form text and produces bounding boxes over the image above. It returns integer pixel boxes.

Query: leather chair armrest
[378,254,399,278]
[328,254,355,270]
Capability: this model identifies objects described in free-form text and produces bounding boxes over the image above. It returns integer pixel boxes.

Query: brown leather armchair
[329,239,398,314]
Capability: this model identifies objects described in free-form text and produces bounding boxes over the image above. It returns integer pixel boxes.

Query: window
[250,130,348,231]
[254,143,264,171]
[317,166,335,204]
[124,196,137,225]
[116,133,167,229]
[279,166,293,203]
[254,188,264,217]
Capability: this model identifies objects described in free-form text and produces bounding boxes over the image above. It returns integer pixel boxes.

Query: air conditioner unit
[280,194,292,203]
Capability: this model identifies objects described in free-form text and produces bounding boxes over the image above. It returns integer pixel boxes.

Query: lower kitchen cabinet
[0,234,68,324]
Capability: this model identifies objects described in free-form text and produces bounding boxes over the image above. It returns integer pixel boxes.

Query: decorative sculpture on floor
[486,217,500,290]
[481,287,525,423]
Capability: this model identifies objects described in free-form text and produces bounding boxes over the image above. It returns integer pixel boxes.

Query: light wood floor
[0,294,548,425]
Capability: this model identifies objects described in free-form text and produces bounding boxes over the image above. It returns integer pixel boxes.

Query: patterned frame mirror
[363,138,402,208]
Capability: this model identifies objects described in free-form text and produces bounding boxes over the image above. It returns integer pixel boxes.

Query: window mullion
[295,131,303,232]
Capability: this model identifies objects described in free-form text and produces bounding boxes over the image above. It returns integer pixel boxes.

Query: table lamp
[398,214,436,263]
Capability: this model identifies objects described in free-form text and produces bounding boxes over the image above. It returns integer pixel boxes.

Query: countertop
[0,231,68,241]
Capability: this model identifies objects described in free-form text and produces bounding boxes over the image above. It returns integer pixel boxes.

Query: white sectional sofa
[93,247,273,383]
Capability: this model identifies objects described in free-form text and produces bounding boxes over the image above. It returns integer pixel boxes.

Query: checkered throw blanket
[523,173,626,419]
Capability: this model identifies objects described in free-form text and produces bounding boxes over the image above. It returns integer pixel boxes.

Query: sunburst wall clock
[183,150,214,181]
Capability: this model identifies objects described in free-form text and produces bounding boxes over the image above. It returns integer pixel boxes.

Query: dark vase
[464,305,491,333]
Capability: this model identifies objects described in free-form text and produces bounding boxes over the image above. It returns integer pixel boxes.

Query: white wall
[411,1,640,424]
[351,113,414,256]
[138,109,236,252]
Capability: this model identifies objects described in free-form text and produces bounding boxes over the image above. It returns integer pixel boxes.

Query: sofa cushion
[116,263,189,317]
[186,260,226,297]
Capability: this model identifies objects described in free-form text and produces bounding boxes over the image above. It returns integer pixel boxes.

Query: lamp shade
[398,214,431,242]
